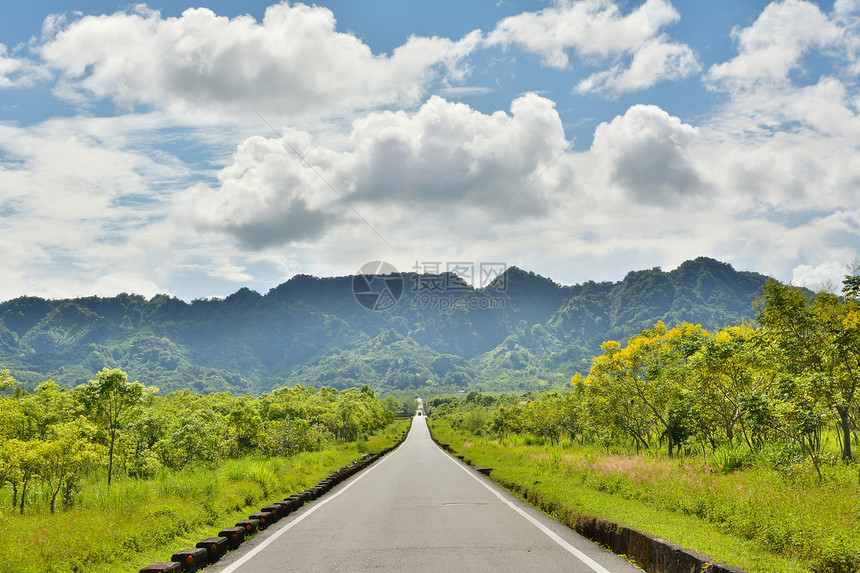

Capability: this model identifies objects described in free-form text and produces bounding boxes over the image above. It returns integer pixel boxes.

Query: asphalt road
[206,415,642,572]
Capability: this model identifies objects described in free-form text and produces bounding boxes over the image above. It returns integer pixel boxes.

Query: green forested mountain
[0,257,770,395]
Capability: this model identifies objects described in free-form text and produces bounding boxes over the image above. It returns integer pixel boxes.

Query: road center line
[217,447,400,573]
[442,449,612,573]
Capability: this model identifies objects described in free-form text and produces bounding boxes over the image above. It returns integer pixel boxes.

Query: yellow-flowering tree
[588,322,708,456]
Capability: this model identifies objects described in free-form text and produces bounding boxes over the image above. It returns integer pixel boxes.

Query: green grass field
[0,419,410,573]
[429,419,860,573]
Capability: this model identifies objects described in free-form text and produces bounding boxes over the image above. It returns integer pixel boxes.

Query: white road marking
[216,450,398,573]
[443,450,613,573]
[217,420,614,573]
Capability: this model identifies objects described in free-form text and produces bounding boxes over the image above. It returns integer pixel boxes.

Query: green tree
[15,440,42,514]
[578,368,656,453]
[157,413,225,467]
[843,258,860,300]
[79,368,144,485]
[227,401,263,455]
[39,418,101,513]
[28,380,72,439]
[0,438,25,511]
[758,282,860,461]
[0,370,15,391]
[121,408,170,478]
[769,375,830,480]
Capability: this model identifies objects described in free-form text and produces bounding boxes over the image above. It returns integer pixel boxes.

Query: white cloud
[0,116,191,300]
[835,0,860,17]
[5,1,860,304]
[709,0,843,89]
[576,36,700,96]
[698,1,860,238]
[210,262,255,283]
[487,0,680,66]
[588,104,705,206]
[487,0,697,95]
[834,0,860,75]
[174,86,860,292]
[178,129,342,250]
[696,75,860,217]
[180,94,570,251]
[0,44,48,89]
[38,3,481,119]
[91,273,163,298]
[346,93,567,208]
[792,260,850,291]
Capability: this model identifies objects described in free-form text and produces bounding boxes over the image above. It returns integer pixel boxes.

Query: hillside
[0,257,770,395]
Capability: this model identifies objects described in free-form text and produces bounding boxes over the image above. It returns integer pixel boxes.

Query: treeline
[0,369,401,514]
[432,277,860,479]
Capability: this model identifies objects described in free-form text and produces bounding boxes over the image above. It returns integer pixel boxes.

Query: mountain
[0,257,771,395]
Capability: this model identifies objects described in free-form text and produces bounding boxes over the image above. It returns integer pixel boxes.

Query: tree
[227,401,263,455]
[0,439,25,511]
[843,258,860,301]
[157,413,225,467]
[79,368,144,485]
[578,367,656,453]
[769,375,830,480]
[29,380,71,439]
[588,322,708,456]
[39,419,101,513]
[0,370,15,391]
[689,325,776,449]
[532,393,562,444]
[15,440,42,514]
[758,282,860,461]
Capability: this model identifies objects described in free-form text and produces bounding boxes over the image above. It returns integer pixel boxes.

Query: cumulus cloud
[709,0,843,89]
[589,105,705,206]
[179,130,342,249]
[180,94,571,250]
[6,0,860,302]
[487,0,698,95]
[792,260,850,291]
[346,94,568,208]
[91,272,163,298]
[38,3,480,118]
[836,0,860,16]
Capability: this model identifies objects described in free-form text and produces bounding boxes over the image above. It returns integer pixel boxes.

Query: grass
[0,419,410,573]
[428,419,860,573]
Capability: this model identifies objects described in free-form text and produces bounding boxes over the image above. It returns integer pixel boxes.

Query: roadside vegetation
[0,371,411,573]
[428,274,860,573]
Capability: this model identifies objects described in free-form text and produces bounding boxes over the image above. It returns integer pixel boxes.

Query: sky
[0,0,859,301]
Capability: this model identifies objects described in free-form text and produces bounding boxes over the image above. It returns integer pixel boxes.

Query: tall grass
[0,419,409,573]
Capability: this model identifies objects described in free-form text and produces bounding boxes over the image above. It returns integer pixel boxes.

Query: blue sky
[0,0,858,301]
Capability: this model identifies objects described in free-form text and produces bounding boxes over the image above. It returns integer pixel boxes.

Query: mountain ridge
[0,257,772,395]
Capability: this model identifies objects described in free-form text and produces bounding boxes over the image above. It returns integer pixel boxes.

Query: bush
[461,409,489,436]
[712,444,752,473]
[756,440,804,472]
